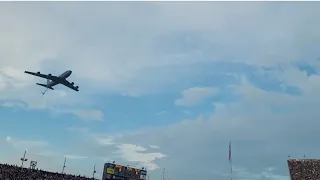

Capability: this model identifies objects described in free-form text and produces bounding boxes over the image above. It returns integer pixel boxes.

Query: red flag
[229,141,232,162]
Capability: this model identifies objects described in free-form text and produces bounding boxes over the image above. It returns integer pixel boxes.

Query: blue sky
[1,2,320,180]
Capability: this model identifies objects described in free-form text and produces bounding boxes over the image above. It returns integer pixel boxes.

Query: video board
[102,162,147,180]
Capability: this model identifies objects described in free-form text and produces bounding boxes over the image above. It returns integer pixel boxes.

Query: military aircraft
[24,70,79,93]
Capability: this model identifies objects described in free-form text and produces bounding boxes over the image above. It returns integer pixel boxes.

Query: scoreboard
[102,163,147,180]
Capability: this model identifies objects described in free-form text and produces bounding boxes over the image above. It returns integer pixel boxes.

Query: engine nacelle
[75,86,79,89]
[37,72,40,74]
[48,74,52,76]
[71,82,74,85]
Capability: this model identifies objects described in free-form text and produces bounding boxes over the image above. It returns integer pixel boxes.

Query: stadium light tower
[162,168,165,180]
[61,157,67,174]
[20,150,28,168]
[93,164,96,179]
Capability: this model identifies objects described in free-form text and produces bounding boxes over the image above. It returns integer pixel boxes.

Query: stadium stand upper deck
[0,163,97,180]
[288,159,320,180]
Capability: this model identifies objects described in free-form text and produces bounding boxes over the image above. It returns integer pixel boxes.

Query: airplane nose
[68,70,72,75]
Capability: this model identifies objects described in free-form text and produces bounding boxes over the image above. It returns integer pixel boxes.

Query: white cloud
[64,154,88,160]
[0,90,104,121]
[231,166,289,180]
[60,109,104,121]
[94,136,116,146]
[175,87,218,106]
[156,110,166,115]
[149,145,159,149]
[264,167,276,172]
[116,144,166,170]
[0,76,7,90]
[66,126,89,133]
[0,2,319,99]
[66,127,166,171]
[99,70,320,179]
[0,2,318,125]
[31,151,58,157]
[5,136,49,150]
[72,127,166,170]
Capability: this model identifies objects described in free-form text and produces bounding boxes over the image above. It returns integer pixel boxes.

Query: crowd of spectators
[0,163,97,180]
[288,159,320,180]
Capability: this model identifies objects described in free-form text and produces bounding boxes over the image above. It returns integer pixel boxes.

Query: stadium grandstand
[0,163,97,180]
[0,161,148,180]
[288,159,320,180]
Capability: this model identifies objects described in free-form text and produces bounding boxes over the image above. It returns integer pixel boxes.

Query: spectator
[288,159,320,180]
[0,163,97,180]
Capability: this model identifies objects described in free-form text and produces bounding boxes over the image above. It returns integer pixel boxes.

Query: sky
[0,1,320,180]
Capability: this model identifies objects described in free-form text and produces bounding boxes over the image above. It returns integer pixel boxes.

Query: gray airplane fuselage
[47,70,72,87]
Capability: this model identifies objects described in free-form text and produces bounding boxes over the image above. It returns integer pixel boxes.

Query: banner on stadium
[107,168,115,174]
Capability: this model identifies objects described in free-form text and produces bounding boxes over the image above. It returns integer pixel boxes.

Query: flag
[228,141,232,162]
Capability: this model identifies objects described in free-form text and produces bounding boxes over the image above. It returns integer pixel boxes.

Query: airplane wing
[24,71,59,81]
[60,79,79,92]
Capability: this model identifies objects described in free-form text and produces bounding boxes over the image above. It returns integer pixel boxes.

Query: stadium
[287,159,320,180]
[2,156,320,179]
[0,158,148,180]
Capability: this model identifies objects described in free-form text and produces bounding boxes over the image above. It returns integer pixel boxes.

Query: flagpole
[229,141,233,180]
[230,158,233,180]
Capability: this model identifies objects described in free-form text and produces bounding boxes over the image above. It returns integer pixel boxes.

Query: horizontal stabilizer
[36,83,54,90]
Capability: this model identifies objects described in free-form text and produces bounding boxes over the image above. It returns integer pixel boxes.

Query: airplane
[24,70,79,92]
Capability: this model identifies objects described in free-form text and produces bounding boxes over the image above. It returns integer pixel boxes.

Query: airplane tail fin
[36,83,54,90]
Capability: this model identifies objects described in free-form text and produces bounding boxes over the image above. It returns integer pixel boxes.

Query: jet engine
[37,72,40,74]
[71,82,74,85]
[75,86,79,89]
[48,74,52,77]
